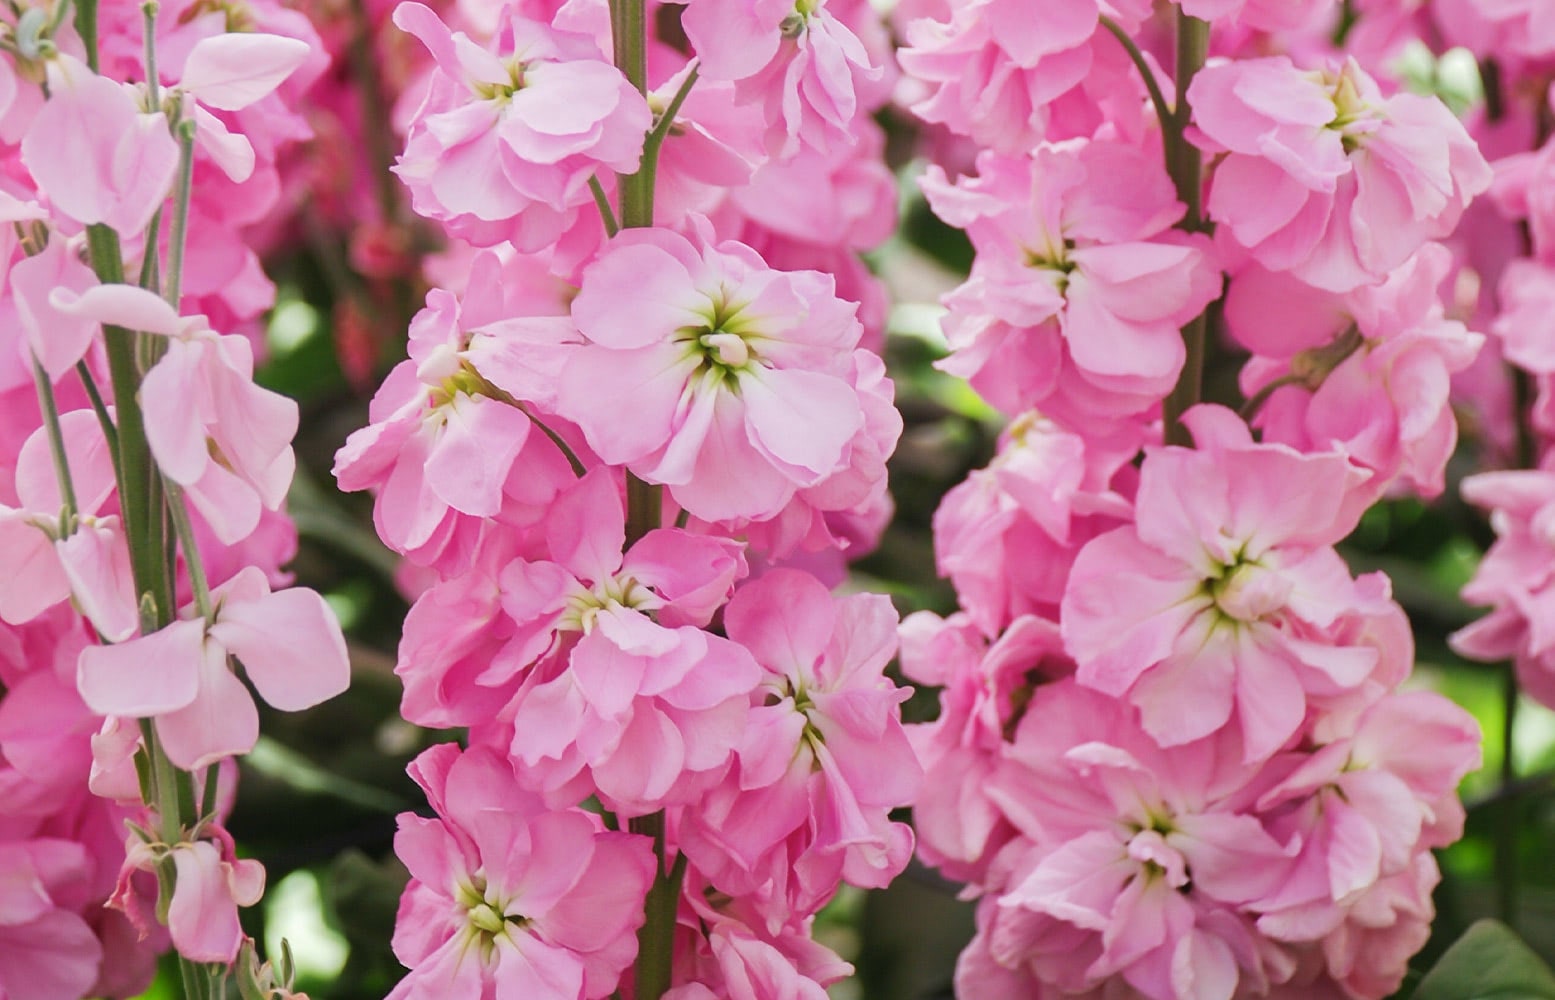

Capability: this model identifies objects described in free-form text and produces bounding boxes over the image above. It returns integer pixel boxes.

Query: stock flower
[556,224,878,523]
[680,570,919,917]
[0,838,102,1000]
[682,0,883,157]
[489,469,760,815]
[965,679,1294,999]
[1061,406,1391,761]
[924,141,1221,425]
[333,249,578,561]
[1451,465,1555,709]
[1191,56,1492,292]
[898,0,1150,153]
[389,744,654,1000]
[933,413,1136,636]
[392,1,651,248]
[1233,244,1484,500]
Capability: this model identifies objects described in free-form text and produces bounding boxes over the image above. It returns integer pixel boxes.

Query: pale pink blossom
[389,743,654,1000]
[0,411,135,642]
[680,570,919,919]
[556,224,883,523]
[1061,406,1396,761]
[52,284,298,544]
[1191,56,1492,292]
[1451,465,1555,708]
[923,141,1220,424]
[20,55,179,239]
[76,566,350,769]
[392,1,650,247]
[112,829,265,964]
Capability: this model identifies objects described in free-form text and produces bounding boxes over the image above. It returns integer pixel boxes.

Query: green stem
[75,361,121,466]
[31,357,80,530]
[629,812,687,1000]
[1098,16,1173,136]
[589,176,620,237]
[86,225,173,622]
[163,479,214,623]
[162,125,196,310]
[1161,12,1211,446]
[1498,665,1520,927]
[142,2,161,110]
[74,0,97,71]
[625,472,661,546]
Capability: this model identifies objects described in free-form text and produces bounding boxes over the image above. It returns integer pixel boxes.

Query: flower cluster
[0,1,351,993]
[333,0,919,996]
[897,3,1492,997]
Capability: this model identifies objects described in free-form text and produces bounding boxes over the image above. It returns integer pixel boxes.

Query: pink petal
[180,33,311,110]
[209,586,350,711]
[156,641,260,769]
[76,620,205,717]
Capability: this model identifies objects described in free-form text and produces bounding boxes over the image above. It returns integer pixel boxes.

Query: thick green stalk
[86,225,174,622]
[609,0,683,994]
[1161,13,1210,446]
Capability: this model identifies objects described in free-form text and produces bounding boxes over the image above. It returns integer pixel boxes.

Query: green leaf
[1412,920,1555,1000]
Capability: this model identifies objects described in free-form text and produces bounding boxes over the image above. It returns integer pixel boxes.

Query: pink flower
[900,611,1074,884]
[20,55,179,239]
[113,828,265,964]
[1451,465,1555,709]
[1432,0,1555,62]
[8,231,98,379]
[971,679,1295,999]
[680,569,919,918]
[1254,691,1480,956]
[1191,56,1492,292]
[76,566,350,769]
[1174,0,1336,31]
[923,141,1221,424]
[392,2,650,247]
[1061,406,1395,761]
[333,250,578,561]
[898,0,1151,153]
[389,744,654,1000]
[1234,244,1484,500]
[52,284,298,545]
[682,0,882,157]
[486,469,760,815]
[556,224,882,523]
[933,413,1137,636]
[0,838,103,1000]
